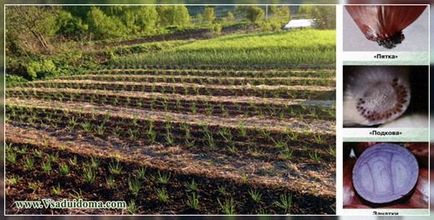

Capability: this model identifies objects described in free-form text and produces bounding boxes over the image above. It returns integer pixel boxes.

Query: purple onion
[352,143,418,204]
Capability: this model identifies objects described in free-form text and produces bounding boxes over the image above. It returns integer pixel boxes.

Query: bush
[157,6,191,28]
[212,23,222,35]
[26,59,57,80]
[225,11,236,23]
[202,7,216,24]
[6,75,27,86]
[87,7,127,40]
[56,10,88,40]
[246,6,264,24]
[311,7,336,29]
[123,6,158,35]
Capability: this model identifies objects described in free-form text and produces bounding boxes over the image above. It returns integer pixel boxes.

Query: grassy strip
[111,30,335,68]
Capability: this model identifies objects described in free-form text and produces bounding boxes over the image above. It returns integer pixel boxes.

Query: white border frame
[338,3,431,216]
[3,3,338,217]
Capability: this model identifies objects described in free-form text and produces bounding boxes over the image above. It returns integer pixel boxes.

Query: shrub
[6,75,27,86]
[56,10,88,40]
[211,23,222,35]
[225,11,236,23]
[202,7,216,24]
[86,7,126,40]
[26,59,57,80]
[157,6,191,28]
[246,6,264,24]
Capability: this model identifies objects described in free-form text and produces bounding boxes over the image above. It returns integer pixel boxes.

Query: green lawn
[112,29,336,69]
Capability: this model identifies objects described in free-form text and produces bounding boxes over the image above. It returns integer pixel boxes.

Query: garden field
[6,29,336,214]
[112,30,336,68]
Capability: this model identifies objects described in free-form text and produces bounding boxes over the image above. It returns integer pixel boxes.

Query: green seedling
[156,171,171,185]
[6,150,17,164]
[59,163,70,176]
[51,184,62,196]
[28,181,41,193]
[127,200,138,214]
[23,157,35,170]
[185,179,198,192]
[156,188,169,203]
[41,160,52,174]
[135,167,146,180]
[128,177,142,197]
[83,166,96,184]
[106,176,116,189]
[248,189,263,204]
[109,161,123,175]
[186,192,199,210]
[69,156,78,166]
[274,194,292,213]
[309,151,322,163]
[218,197,236,214]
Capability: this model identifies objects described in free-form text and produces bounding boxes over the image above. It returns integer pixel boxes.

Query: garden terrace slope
[22,80,335,100]
[56,74,336,87]
[6,98,335,148]
[6,125,335,214]
[111,30,336,68]
[90,68,336,78]
[7,87,335,120]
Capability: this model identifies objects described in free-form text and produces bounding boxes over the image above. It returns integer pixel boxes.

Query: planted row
[89,68,335,78]
[7,89,335,120]
[6,142,334,214]
[58,75,335,87]
[24,81,335,100]
[6,105,334,162]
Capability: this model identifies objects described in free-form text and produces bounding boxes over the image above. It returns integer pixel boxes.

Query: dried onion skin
[346,6,426,48]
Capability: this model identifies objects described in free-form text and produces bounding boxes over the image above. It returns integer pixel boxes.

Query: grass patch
[112,29,335,68]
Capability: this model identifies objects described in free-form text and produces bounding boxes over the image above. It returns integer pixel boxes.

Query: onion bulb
[345,6,426,48]
[344,66,411,126]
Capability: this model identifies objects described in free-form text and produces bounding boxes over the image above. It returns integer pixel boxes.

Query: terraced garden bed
[6,28,336,215]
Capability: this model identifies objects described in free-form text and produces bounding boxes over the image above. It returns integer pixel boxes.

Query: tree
[157,5,191,27]
[245,6,264,24]
[56,10,88,40]
[6,6,60,54]
[122,6,158,35]
[225,11,235,23]
[173,5,191,27]
[202,7,216,24]
[268,6,290,29]
[86,7,126,40]
[297,5,314,17]
[310,6,335,29]
[271,6,290,20]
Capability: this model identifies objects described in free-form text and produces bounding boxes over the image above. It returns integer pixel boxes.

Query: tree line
[6,5,334,54]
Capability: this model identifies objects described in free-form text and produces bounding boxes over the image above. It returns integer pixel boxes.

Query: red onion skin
[354,142,428,165]
[353,142,376,157]
[344,161,428,208]
[346,6,426,42]
[405,142,429,168]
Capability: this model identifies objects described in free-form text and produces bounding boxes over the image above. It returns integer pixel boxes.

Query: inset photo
[343,142,429,209]
[343,66,428,128]
[343,5,429,51]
